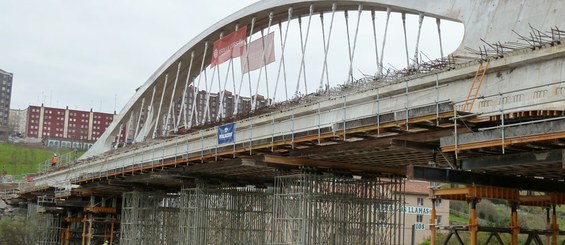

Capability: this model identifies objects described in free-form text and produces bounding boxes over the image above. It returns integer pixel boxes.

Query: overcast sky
[0,1,463,114]
[0,0,257,113]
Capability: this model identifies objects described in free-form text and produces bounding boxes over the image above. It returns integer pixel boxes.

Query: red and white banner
[241,32,276,73]
[211,26,247,67]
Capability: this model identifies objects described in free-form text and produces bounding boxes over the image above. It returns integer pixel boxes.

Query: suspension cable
[379,7,391,75]
[295,5,314,96]
[347,4,363,82]
[133,97,144,140]
[163,61,182,134]
[402,13,410,67]
[189,41,209,128]
[152,74,168,139]
[273,8,292,102]
[319,3,337,92]
[371,10,380,77]
[178,51,194,129]
[252,12,273,110]
[436,18,444,58]
[413,13,424,65]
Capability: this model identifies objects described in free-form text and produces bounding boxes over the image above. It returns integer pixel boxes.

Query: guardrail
[36,150,80,175]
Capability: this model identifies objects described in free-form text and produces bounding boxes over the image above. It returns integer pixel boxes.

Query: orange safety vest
[51,156,58,164]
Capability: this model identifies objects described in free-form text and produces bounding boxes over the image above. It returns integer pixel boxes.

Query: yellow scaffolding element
[430,187,565,245]
[462,61,489,112]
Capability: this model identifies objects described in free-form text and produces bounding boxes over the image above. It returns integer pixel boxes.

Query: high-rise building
[0,69,13,129]
[8,108,27,134]
[25,104,121,149]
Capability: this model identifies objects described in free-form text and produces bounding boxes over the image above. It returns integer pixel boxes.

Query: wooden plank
[260,155,406,175]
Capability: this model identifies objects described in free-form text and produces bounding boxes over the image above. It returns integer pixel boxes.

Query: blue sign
[218,123,235,144]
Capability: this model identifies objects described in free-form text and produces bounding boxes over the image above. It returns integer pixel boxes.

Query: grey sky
[0,0,257,113]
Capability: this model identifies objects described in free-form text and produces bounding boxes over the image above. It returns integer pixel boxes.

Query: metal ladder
[462,62,489,112]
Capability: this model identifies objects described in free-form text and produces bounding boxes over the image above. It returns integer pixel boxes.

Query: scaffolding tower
[118,174,405,244]
[27,203,63,245]
[178,186,273,245]
[272,174,405,245]
[120,191,180,245]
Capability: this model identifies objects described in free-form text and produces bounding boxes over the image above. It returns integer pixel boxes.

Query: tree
[0,215,40,244]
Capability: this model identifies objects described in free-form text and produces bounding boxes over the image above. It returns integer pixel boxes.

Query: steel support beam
[408,166,565,193]
[462,149,565,170]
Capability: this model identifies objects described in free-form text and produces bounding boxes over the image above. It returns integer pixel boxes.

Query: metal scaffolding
[178,186,273,245]
[272,174,405,245]
[27,203,63,245]
[120,191,180,245]
[119,174,405,245]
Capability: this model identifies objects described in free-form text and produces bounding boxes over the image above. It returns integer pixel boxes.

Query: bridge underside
[19,111,565,244]
[63,112,565,197]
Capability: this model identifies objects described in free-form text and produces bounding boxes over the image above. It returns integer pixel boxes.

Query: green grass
[449,213,468,225]
[0,143,84,179]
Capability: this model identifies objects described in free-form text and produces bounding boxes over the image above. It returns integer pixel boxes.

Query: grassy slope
[0,143,82,179]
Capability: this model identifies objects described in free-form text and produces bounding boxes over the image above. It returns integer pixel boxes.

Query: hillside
[439,199,565,244]
[0,143,83,180]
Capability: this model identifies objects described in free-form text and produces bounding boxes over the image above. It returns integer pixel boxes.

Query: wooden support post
[552,205,559,245]
[81,216,87,245]
[86,215,93,245]
[110,221,115,245]
[547,206,552,245]
[469,199,479,245]
[431,198,437,245]
[64,227,70,245]
[509,202,520,245]
[104,223,108,242]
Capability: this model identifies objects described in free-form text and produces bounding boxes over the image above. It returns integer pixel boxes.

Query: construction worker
[103,240,109,245]
[51,154,58,168]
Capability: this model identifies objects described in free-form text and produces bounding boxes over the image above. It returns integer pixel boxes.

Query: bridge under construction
[5,0,565,244]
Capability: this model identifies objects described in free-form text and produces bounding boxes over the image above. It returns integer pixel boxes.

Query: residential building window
[416,215,423,223]
[417,197,424,206]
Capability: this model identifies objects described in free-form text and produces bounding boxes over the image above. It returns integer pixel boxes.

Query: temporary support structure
[178,186,273,245]
[81,206,118,245]
[27,203,63,245]
[430,186,565,245]
[120,191,179,245]
[118,174,406,245]
[272,174,405,245]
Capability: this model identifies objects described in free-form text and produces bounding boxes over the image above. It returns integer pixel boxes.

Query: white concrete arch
[83,0,565,159]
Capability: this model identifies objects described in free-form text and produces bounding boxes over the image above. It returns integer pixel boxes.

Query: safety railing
[36,150,81,175]
[451,80,565,157]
